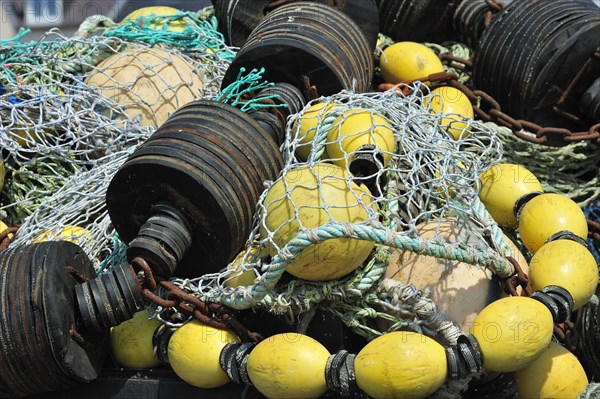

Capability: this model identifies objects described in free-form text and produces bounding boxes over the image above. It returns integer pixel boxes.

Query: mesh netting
[3,9,235,266]
[164,84,515,347]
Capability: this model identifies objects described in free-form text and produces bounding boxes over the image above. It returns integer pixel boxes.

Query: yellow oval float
[355,331,447,399]
[247,333,330,399]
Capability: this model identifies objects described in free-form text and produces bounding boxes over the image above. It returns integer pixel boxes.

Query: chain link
[377,53,600,146]
[130,256,262,343]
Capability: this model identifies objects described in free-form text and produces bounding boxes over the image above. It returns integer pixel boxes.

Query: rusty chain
[377,53,600,146]
[0,225,18,249]
[131,256,262,343]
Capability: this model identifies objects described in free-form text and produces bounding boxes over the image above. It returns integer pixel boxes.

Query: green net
[4,8,235,266]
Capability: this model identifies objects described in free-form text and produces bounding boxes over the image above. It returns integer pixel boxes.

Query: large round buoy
[247,333,330,399]
[354,331,447,399]
[384,218,527,330]
[261,163,376,281]
[518,193,588,254]
[470,296,553,372]
[0,242,107,398]
[379,42,444,84]
[529,240,598,310]
[110,309,162,369]
[515,341,588,398]
[168,321,240,388]
[478,163,543,228]
[85,46,203,128]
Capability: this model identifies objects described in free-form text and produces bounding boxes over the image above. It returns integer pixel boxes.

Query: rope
[489,123,600,207]
[215,222,512,310]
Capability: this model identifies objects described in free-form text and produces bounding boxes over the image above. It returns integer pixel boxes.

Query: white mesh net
[3,9,235,267]
[167,84,516,346]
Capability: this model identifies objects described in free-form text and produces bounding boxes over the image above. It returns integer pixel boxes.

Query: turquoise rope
[219,222,513,309]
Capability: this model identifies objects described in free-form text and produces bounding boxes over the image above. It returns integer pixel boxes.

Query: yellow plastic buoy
[518,193,588,254]
[247,333,330,399]
[109,310,162,369]
[354,331,447,399]
[84,47,204,128]
[224,247,262,288]
[470,296,553,372]
[293,102,336,161]
[515,341,588,399]
[168,320,239,388]
[379,42,444,84]
[34,225,93,244]
[384,218,527,330]
[261,163,376,281]
[122,6,187,32]
[0,220,13,240]
[529,240,598,310]
[478,164,543,228]
[424,86,474,140]
[326,108,395,172]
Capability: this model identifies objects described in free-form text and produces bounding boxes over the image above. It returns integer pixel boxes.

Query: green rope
[217,67,287,113]
[425,42,472,84]
[1,158,82,225]
[489,123,600,207]
[219,221,513,309]
[102,11,235,61]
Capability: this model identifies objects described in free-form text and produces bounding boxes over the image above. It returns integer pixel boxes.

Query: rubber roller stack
[106,100,284,278]
[212,0,379,50]
[576,285,600,380]
[221,2,374,98]
[72,99,285,333]
[472,0,600,135]
[0,242,107,398]
[453,0,515,49]
[377,0,459,43]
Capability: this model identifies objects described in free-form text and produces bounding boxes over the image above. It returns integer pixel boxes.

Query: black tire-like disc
[221,2,373,97]
[0,242,107,398]
[106,101,283,278]
[213,0,379,50]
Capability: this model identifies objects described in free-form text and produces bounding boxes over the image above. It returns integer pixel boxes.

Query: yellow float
[354,331,447,399]
[84,46,204,128]
[0,220,13,240]
[379,42,444,84]
[293,102,337,161]
[224,247,262,288]
[478,163,543,228]
[529,239,598,310]
[325,108,395,174]
[424,86,474,140]
[470,296,553,372]
[168,320,239,388]
[518,193,588,253]
[34,225,93,244]
[515,341,588,398]
[109,309,162,369]
[122,6,187,32]
[261,163,376,281]
[247,333,330,399]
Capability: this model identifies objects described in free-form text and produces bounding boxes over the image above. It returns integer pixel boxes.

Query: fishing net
[3,8,235,264]
[162,84,516,348]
